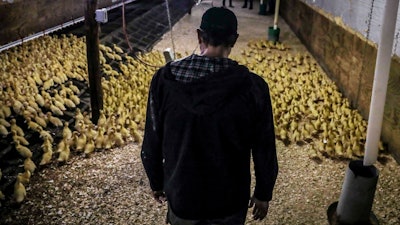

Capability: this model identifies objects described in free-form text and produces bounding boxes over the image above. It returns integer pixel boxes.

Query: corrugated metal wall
[302,0,400,56]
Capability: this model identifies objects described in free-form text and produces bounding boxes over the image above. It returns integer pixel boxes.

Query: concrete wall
[0,0,122,46]
[280,0,400,163]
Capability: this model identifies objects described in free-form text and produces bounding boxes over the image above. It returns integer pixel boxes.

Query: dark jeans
[167,205,248,225]
[222,0,233,6]
[243,0,253,8]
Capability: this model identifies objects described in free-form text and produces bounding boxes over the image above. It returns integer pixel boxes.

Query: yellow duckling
[120,125,130,140]
[84,138,95,155]
[334,141,344,157]
[10,119,24,136]
[56,138,67,153]
[83,112,92,126]
[74,120,84,133]
[53,98,66,111]
[75,132,87,152]
[40,146,53,166]
[57,141,70,163]
[14,177,27,203]
[42,79,54,90]
[75,109,84,124]
[63,97,76,109]
[1,104,11,118]
[0,118,10,127]
[49,103,64,116]
[69,93,80,105]
[279,129,288,141]
[97,110,107,128]
[112,129,124,147]
[132,130,143,144]
[41,136,53,154]
[15,141,33,158]
[62,122,72,140]
[113,44,124,54]
[35,92,45,107]
[23,102,37,115]
[34,113,47,128]
[0,124,9,136]
[26,117,42,132]
[95,127,105,149]
[102,130,114,149]
[86,124,97,140]
[46,112,63,127]
[17,170,31,185]
[38,128,54,143]
[24,158,36,174]
[128,120,138,133]
[11,97,24,115]
[53,90,65,104]
[67,81,80,94]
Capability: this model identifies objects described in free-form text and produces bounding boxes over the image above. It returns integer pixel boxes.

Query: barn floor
[0,1,400,225]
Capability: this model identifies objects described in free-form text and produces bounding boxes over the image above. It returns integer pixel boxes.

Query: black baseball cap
[200,7,238,35]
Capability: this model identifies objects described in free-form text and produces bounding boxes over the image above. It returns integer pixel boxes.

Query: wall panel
[0,0,121,46]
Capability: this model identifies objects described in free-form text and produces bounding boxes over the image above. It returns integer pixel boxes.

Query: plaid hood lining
[170,54,238,83]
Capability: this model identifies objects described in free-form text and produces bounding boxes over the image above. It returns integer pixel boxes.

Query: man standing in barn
[141,7,278,225]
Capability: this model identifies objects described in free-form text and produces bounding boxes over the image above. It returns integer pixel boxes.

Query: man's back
[141,7,278,224]
[142,56,277,220]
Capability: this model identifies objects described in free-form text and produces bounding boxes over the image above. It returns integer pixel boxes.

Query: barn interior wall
[280,0,400,163]
[0,0,120,46]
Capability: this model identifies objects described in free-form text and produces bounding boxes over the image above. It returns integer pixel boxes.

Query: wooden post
[84,0,103,124]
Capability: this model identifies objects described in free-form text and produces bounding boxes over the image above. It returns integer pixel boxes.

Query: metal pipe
[364,0,399,166]
[273,0,281,29]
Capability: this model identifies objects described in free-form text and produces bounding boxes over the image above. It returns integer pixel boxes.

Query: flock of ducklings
[0,35,384,205]
[0,34,161,205]
[234,40,384,160]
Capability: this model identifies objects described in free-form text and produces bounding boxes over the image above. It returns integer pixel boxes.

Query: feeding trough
[259,0,267,15]
[327,161,379,225]
[267,0,280,43]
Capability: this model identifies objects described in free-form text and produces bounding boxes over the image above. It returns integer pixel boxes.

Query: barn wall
[280,0,400,163]
[0,0,122,46]
[301,0,400,57]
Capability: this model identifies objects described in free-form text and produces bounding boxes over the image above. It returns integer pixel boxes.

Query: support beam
[364,0,399,166]
[85,0,103,124]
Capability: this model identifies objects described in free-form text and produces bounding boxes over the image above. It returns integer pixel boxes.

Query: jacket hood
[161,62,252,115]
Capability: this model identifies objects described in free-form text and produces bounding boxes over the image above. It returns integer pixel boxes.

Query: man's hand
[152,190,167,204]
[248,196,269,221]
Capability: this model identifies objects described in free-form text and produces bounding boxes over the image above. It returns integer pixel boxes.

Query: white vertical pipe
[364,0,400,166]
[273,0,281,29]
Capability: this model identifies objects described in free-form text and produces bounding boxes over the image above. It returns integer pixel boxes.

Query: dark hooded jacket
[141,55,278,220]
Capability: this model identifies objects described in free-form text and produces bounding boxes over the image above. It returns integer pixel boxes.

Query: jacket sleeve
[141,70,164,191]
[251,76,279,202]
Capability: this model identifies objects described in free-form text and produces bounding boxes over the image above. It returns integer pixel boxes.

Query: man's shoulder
[242,70,270,92]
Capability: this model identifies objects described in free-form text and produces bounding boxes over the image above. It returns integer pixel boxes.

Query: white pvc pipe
[273,0,281,29]
[364,0,400,166]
